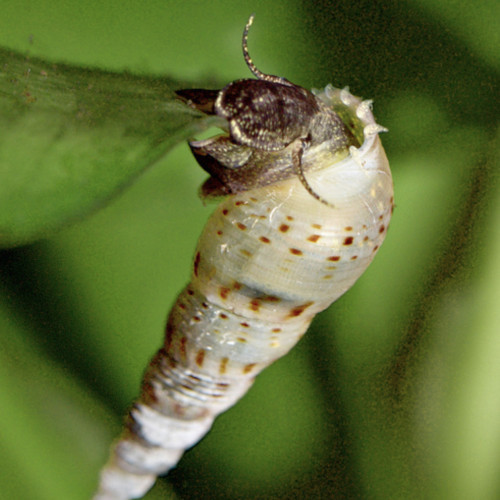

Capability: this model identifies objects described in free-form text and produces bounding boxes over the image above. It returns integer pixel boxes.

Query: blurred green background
[0,0,498,499]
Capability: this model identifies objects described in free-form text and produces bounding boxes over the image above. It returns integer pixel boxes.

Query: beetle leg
[293,139,335,208]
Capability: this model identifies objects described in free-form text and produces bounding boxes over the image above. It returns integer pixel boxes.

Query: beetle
[176,14,358,203]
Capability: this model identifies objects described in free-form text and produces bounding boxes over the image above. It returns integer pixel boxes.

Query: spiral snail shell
[94,15,393,500]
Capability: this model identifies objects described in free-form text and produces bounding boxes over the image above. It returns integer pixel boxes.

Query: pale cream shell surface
[189,87,393,367]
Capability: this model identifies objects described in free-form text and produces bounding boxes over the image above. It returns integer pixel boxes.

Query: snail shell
[94,16,393,500]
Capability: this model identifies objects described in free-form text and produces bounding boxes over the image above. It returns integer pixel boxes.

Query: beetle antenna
[242,14,284,83]
[242,14,264,79]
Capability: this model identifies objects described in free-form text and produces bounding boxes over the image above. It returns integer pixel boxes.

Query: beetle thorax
[215,79,321,151]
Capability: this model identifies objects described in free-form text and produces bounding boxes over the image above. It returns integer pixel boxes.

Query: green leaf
[0,284,114,499]
[0,47,213,248]
[0,281,178,499]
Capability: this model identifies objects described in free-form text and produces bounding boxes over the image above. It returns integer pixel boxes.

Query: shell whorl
[94,85,393,500]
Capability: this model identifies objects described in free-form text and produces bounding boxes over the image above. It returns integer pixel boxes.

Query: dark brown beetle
[176,15,358,202]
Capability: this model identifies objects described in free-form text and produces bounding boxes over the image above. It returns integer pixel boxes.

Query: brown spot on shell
[379,225,385,233]
[243,363,257,374]
[201,302,209,309]
[192,316,201,322]
[233,282,242,290]
[323,275,333,279]
[249,299,260,311]
[222,209,229,216]
[237,337,247,343]
[327,255,341,262]
[217,230,223,236]
[311,223,322,229]
[288,301,314,318]
[219,357,229,374]
[343,237,354,245]
[193,251,201,277]
[165,323,174,350]
[187,289,194,296]
[307,234,320,243]
[263,295,281,303]
[240,322,250,328]
[219,313,228,319]
[240,249,253,257]
[195,349,205,368]
[237,222,247,231]
[250,197,258,203]
[289,248,303,256]
[179,337,188,361]
[178,302,186,310]
[344,226,353,231]
[286,216,294,221]
[219,287,230,300]
[272,327,282,333]
[142,381,158,405]
[373,245,379,252]
[235,200,246,206]
[279,224,290,232]
[259,236,271,244]
[351,255,358,260]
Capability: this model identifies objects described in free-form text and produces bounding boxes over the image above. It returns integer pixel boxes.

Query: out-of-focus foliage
[0,48,212,247]
[0,1,498,499]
